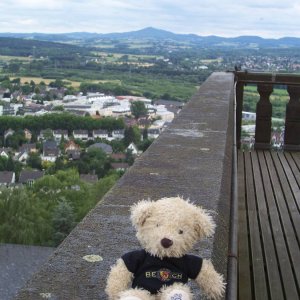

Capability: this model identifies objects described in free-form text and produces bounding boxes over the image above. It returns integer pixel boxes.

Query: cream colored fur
[105,197,225,300]
[131,197,215,259]
[105,259,133,299]
[196,259,226,299]
[119,289,153,300]
[160,283,193,300]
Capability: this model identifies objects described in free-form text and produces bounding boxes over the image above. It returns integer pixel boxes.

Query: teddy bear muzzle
[161,238,173,248]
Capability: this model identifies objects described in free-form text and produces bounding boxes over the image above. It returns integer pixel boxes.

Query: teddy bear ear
[194,207,215,239]
[130,200,155,228]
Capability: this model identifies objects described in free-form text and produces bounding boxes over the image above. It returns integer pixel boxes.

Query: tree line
[0,113,124,135]
[0,169,119,246]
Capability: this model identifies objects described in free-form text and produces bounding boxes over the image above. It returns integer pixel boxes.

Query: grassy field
[11,76,121,88]
[200,58,223,64]
[0,55,32,62]
[92,51,162,61]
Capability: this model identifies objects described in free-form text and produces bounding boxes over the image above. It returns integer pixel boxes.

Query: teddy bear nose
[161,238,173,248]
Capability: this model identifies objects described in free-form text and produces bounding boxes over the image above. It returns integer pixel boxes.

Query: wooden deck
[238,150,300,300]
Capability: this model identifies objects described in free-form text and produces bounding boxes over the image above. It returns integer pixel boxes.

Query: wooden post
[284,85,300,150]
[254,84,273,149]
[236,81,244,149]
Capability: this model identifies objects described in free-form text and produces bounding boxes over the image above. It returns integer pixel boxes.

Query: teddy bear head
[130,197,215,259]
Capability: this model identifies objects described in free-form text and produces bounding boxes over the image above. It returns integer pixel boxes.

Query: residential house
[111,129,125,140]
[154,100,183,114]
[111,153,126,161]
[21,104,52,116]
[92,129,109,140]
[19,143,37,154]
[67,150,81,160]
[15,151,29,163]
[1,92,11,102]
[0,147,10,158]
[53,130,69,142]
[127,143,139,155]
[39,129,53,141]
[147,128,160,139]
[80,174,98,184]
[64,140,80,152]
[42,140,59,162]
[64,141,81,160]
[0,171,15,186]
[24,129,32,141]
[19,170,44,187]
[88,143,113,155]
[42,148,59,162]
[111,163,130,171]
[73,130,89,141]
[2,104,15,116]
[43,140,57,150]
[16,143,37,163]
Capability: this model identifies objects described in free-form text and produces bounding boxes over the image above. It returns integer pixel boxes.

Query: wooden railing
[235,71,300,150]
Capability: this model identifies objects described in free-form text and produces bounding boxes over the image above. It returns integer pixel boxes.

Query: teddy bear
[105,197,225,300]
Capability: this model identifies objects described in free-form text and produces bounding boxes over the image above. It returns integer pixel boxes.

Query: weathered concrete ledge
[15,72,235,300]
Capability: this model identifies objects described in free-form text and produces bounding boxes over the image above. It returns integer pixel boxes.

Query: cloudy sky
[0,0,299,38]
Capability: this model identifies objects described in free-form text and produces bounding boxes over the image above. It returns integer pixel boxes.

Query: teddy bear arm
[195,259,226,300]
[105,258,134,299]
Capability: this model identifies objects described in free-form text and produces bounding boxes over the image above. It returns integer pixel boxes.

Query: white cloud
[0,0,299,37]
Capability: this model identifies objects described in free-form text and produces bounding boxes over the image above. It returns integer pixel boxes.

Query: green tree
[21,84,32,95]
[52,200,76,246]
[0,79,12,90]
[124,126,141,146]
[49,79,65,88]
[27,152,42,169]
[5,131,26,149]
[125,149,134,166]
[42,128,54,141]
[8,62,21,73]
[130,101,148,119]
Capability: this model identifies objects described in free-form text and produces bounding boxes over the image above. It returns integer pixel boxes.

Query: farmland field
[11,76,121,88]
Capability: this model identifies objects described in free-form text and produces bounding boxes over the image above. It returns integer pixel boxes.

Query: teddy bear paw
[165,290,191,300]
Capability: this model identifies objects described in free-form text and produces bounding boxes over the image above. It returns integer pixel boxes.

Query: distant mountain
[1,27,300,48]
[0,37,89,57]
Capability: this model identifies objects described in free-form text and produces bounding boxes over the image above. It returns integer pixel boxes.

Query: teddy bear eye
[156,223,160,227]
[178,230,183,234]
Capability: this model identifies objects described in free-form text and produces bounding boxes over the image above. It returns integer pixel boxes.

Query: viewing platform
[13,71,300,299]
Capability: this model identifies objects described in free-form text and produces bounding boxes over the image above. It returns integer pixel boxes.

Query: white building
[155,105,175,122]
[73,130,89,140]
[93,129,109,140]
[242,111,256,121]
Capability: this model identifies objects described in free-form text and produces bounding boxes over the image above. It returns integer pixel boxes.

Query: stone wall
[15,72,235,300]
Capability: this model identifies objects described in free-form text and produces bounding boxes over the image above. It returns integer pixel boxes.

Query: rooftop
[0,244,54,300]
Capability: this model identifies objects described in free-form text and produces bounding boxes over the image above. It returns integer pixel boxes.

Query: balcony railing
[235,71,300,150]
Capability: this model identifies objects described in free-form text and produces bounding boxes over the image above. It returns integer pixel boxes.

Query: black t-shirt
[122,250,203,294]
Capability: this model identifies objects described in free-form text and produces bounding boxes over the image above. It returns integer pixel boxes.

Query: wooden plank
[284,152,300,189]
[290,152,300,169]
[272,152,300,241]
[267,152,300,290]
[244,151,269,299]
[278,152,300,212]
[252,151,284,300]
[238,151,253,300]
[259,151,298,299]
